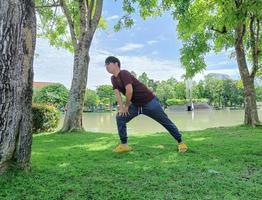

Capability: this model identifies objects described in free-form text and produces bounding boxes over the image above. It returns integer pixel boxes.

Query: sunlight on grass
[58,163,70,168]
[153,145,165,149]
[191,137,209,141]
[1,126,262,200]
[59,142,114,151]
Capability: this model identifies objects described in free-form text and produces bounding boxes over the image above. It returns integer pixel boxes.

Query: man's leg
[143,97,182,143]
[116,103,138,144]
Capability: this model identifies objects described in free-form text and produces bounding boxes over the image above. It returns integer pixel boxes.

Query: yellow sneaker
[113,144,133,153]
[178,143,187,153]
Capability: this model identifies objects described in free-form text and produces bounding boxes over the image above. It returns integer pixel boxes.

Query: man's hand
[118,106,130,117]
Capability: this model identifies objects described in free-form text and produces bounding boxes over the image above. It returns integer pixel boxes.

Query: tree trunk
[0,0,36,173]
[61,42,91,132]
[60,0,103,132]
[234,24,260,126]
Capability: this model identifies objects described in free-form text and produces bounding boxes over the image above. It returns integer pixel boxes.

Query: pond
[59,108,262,134]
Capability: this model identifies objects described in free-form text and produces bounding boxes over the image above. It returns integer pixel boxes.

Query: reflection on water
[59,109,262,134]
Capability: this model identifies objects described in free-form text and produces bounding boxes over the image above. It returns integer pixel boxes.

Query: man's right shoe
[178,143,188,153]
[113,144,133,153]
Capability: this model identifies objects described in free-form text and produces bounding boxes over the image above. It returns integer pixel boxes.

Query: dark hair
[105,56,121,68]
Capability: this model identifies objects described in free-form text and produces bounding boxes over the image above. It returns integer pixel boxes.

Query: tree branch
[91,0,103,34]
[79,0,88,39]
[210,26,227,34]
[235,23,246,46]
[256,19,260,54]
[59,0,78,50]
[49,6,58,32]
[87,0,94,27]
[251,17,260,78]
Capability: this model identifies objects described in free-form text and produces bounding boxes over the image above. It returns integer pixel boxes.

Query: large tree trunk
[61,42,91,132]
[60,0,103,132]
[235,24,260,126]
[0,0,36,173]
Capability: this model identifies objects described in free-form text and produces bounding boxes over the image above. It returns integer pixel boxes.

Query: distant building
[205,73,231,80]
[33,82,57,88]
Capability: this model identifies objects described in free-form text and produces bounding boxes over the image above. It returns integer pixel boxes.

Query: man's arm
[125,83,133,108]
[114,84,133,116]
[114,89,124,111]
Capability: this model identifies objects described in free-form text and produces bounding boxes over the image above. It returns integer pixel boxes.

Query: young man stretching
[105,56,187,153]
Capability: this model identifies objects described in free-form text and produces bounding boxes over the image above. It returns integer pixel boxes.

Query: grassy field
[1,126,262,200]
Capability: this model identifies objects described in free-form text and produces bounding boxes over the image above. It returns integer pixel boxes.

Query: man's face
[105,62,118,74]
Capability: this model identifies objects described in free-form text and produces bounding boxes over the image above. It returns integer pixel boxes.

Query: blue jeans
[116,97,182,144]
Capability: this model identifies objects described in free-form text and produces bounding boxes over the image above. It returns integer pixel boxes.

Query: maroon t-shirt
[111,70,155,106]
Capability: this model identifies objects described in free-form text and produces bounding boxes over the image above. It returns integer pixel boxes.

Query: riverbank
[1,126,262,199]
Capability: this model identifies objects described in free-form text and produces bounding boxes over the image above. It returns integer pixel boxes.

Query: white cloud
[114,55,185,81]
[147,40,158,45]
[34,39,240,91]
[118,43,144,52]
[88,47,186,88]
[207,61,228,67]
[87,50,240,88]
[106,15,120,21]
[34,39,74,89]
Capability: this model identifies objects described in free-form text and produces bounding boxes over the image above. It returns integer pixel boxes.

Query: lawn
[1,126,262,200]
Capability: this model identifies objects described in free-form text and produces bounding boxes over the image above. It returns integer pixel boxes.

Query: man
[105,56,187,153]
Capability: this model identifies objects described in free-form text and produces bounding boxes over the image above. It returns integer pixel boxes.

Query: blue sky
[34,0,240,89]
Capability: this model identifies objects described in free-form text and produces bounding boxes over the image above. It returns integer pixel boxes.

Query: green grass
[1,126,262,200]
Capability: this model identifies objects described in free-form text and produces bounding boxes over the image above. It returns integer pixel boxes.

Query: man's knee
[116,115,125,124]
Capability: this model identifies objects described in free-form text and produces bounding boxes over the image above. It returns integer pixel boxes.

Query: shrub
[32,104,60,133]
[33,83,69,109]
[166,99,187,106]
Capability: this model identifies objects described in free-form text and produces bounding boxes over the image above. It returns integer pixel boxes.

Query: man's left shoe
[113,144,133,153]
[178,143,188,153]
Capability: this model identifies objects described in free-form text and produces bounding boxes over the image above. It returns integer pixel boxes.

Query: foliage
[192,80,205,100]
[32,103,60,133]
[192,76,244,108]
[174,81,186,100]
[156,80,176,106]
[138,72,150,86]
[84,89,99,110]
[96,85,116,106]
[35,0,107,52]
[33,83,69,109]
[256,86,262,102]
[33,87,42,98]
[166,98,187,106]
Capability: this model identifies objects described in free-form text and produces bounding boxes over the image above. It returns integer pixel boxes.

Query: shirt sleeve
[111,76,118,90]
[120,70,133,87]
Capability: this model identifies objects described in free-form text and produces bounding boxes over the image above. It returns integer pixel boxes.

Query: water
[59,108,262,134]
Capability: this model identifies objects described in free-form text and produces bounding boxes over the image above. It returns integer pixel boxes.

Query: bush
[166,99,187,106]
[33,83,69,109]
[32,104,60,133]
[256,86,262,102]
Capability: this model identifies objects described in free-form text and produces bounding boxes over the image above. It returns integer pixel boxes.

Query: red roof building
[33,82,57,88]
